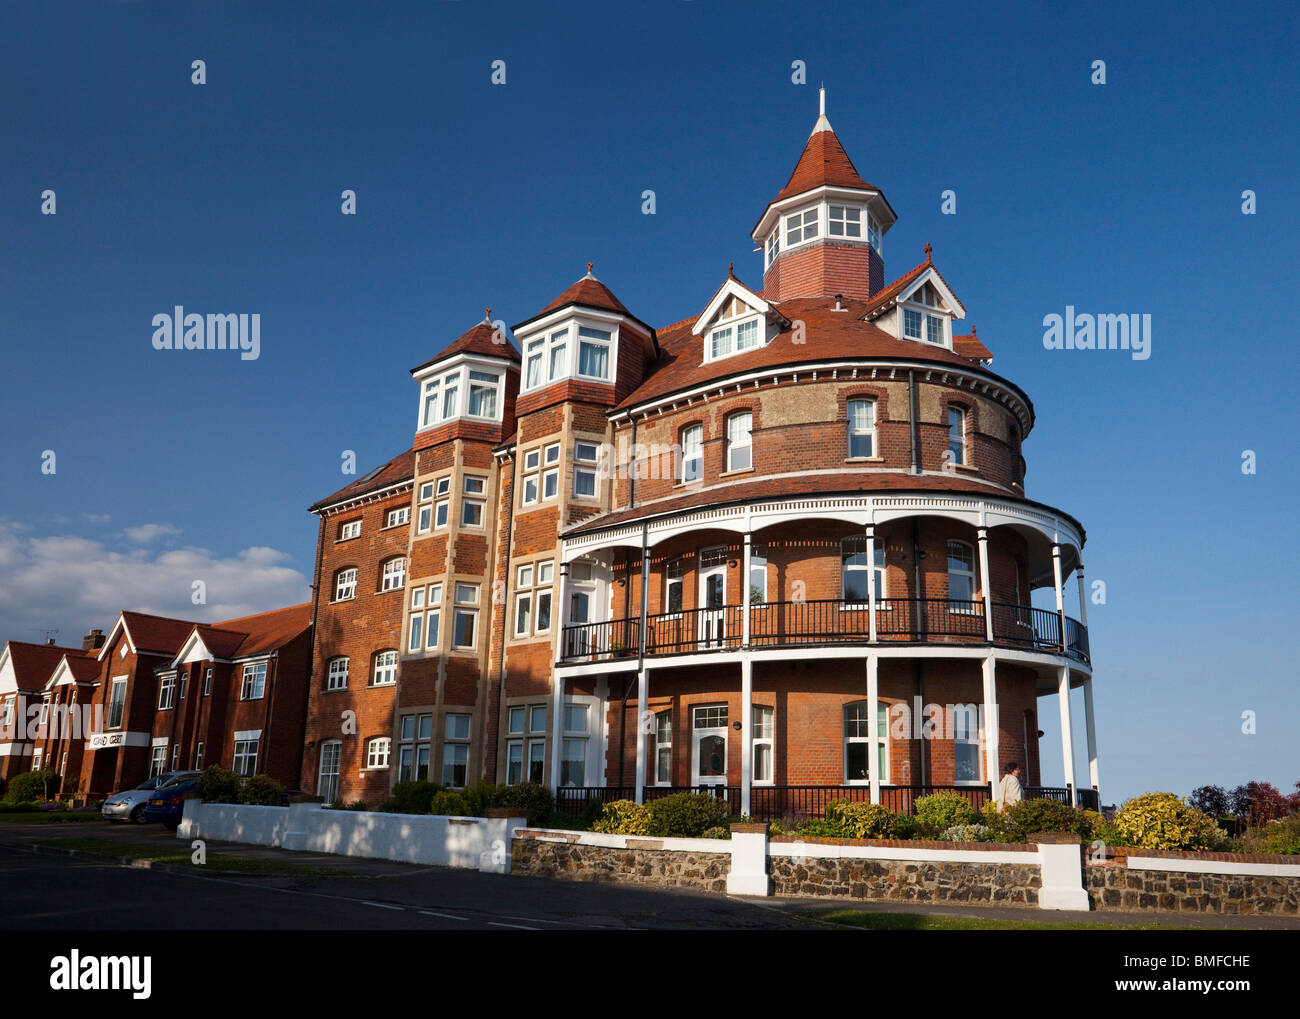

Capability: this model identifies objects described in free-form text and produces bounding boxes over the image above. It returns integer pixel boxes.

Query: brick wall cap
[485,806,525,819]
[770,834,1035,852]
[730,821,770,834]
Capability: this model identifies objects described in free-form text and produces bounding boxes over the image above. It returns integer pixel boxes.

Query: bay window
[442,713,471,787]
[418,363,505,429]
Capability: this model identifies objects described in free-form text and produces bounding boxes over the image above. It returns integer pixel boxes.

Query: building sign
[87,731,150,750]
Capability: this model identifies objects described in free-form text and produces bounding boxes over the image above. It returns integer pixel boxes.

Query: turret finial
[924,242,932,261]
[728,261,734,275]
[819,86,826,117]
[586,261,594,276]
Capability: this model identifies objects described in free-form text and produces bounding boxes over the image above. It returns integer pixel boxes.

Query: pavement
[2,818,1297,931]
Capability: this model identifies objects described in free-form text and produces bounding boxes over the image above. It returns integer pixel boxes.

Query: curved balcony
[559,598,1090,666]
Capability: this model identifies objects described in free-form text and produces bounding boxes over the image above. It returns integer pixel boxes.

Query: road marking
[362,900,404,911]
[418,909,468,921]
[488,920,539,930]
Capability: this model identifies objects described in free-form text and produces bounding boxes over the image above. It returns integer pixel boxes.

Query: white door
[690,704,728,787]
[698,548,727,648]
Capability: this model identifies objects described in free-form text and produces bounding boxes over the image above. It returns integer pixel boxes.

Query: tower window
[828,205,861,237]
[784,207,819,247]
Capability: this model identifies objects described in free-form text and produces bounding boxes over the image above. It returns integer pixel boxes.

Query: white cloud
[0,519,312,645]
[123,523,181,543]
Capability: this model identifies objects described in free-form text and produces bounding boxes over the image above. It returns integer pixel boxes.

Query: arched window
[372,650,398,686]
[947,406,967,465]
[947,540,977,611]
[334,567,357,602]
[726,411,752,472]
[843,701,889,784]
[366,736,391,770]
[380,556,407,592]
[317,740,342,804]
[326,656,349,691]
[680,424,703,483]
[847,398,876,458]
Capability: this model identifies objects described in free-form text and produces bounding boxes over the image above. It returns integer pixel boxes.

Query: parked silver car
[101,771,200,824]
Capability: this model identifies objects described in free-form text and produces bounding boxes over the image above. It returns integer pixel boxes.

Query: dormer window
[418,362,504,429]
[900,283,952,349]
[520,319,617,393]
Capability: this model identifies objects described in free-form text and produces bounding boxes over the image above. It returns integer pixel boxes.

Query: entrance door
[698,548,727,648]
[566,588,590,657]
[690,704,728,787]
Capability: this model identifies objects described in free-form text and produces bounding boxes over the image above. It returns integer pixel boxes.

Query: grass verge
[32,837,357,878]
[0,811,109,824]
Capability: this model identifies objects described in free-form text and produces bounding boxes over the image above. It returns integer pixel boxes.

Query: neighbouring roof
[512,269,653,339]
[953,332,994,363]
[117,611,203,657]
[183,603,312,663]
[411,319,520,376]
[773,124,877,204]
[309,447,416,513]
[2,641,88,693]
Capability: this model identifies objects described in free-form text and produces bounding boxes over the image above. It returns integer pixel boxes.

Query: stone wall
[770,852,1041,904]
[512,831,729,893]
[1088,854,1300,916]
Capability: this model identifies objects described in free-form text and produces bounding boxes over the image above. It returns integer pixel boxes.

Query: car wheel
[130,805,147,824]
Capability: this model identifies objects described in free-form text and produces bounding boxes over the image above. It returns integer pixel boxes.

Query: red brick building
[0,638,95,784]
[302,92,1099,816]
[4,605,312,798]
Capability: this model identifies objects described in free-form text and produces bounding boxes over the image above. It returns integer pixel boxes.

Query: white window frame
[326,657,349,692]
[680,424,703,483]
[408,584,442,653]
[725,410,752,472]
[418,362,505,430]
[385,506,410,528]
[783,205,820,249]
[844,701,889,785]
[518,316,621,394]
[575,325,612,382]
[397,713,433,783]
[573,441,599,499]
[441,713,471,788]
[240,661,267,701]
[827,203,863,239]
[233,737,259,777]
[947,540,978,612]
[107,677,127,729]
[653,709,673,786]
[337,519,361,541]
[366,736,391,770]
[158,673,176,711]
[372,649,398,686]
[334,567,358,602]
[841,536,886,604]
[948,406,968,466]
[847,398,876,459]
[752,704,775,785]
[317,739,341,801]
[380,556,407,592]
[452,583,478,650]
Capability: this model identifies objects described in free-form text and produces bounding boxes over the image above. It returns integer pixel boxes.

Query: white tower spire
[812,86,832,134]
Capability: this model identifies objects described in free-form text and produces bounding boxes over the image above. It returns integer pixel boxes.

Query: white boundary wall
[178,800,525,873]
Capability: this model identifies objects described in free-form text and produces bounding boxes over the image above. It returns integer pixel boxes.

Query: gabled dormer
[410,312,520,449]
[861,246,966,351]
[753,90,897,302]
[512,265,655,412]
[692,271,790,364]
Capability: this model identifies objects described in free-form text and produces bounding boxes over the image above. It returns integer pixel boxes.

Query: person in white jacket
[997,761,1024,809]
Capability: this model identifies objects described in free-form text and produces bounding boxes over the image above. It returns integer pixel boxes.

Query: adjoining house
[301,91,1099,817]
[2,604,312,798]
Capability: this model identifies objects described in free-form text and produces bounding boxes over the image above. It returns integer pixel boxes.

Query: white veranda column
[866,654,881,805]
[865,525,878,643]
[550,674,564,796]
[740,658,753,817]
[1051,542,1066,651]
[977,526,994,642]
[634,667,649,804]
[1057,665,1077,796]
[1083,675,1100,798]
[741,533,752,646]
[982,654,1000,803]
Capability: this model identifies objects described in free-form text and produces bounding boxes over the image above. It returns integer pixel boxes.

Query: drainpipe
[494,447,517,786]
[908,368,921,475]
[628,415,638,510]
[912,515,926,788]
[262,651,279,779]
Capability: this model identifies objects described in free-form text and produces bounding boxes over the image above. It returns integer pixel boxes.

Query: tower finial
[586,261,594,276]
[728,261,734,276]
[484,307,491,322]
[924,242,932,261]
[819,85,826,117]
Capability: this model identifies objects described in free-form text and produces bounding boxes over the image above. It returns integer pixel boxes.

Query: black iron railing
[559,599,1088,664]
[1024,785,1072,804]
[552,784,994,821]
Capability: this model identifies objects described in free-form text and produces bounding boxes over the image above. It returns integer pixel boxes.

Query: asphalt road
[0,841,814,931]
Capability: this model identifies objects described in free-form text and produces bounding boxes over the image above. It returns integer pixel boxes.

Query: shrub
[1113,792,1227,850]
[1229,782,1293,826]
[825,801,898,839]
[427,790,473,817]
[1243,816,1300,856]
[195,766,241,804]
[592,799,651,835]
[645,792,732,838]
[793,818,850,839]
[239,774,285,806]
[1189,785,1230,817]
[939,823,992,842]
[701,826,730,840]
[3,770,58,804]
[344,800,370,811]
[914,792,978,835]
[387,781,444,815]
[892,814,919,840]
[992,798,1082,843]
[490,782,554,825]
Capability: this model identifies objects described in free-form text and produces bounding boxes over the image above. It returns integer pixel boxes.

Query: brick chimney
[82,628,105,651]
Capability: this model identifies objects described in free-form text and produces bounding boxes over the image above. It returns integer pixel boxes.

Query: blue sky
[1,1,1296,804]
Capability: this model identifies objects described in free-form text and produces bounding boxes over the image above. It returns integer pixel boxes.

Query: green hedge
[4,770,59,804]
[195,766,241,804]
